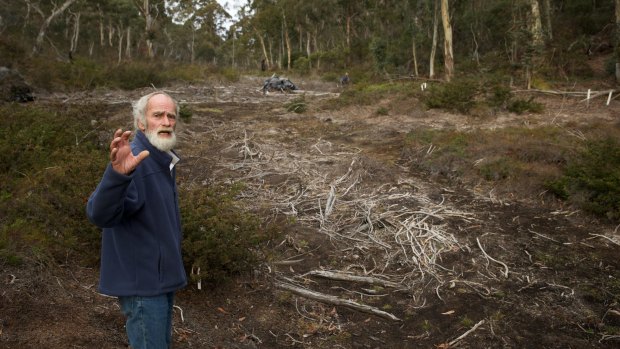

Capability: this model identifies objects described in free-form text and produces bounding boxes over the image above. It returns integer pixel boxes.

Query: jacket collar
[133,130,179,168]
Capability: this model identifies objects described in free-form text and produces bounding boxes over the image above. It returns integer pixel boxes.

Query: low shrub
[286,96,307,113]
[0,103,108,265]
[507,97,544,114]
[423,79,479,114]
[547,138,620,220]
[107,62,167,90]
[180,183,282,285]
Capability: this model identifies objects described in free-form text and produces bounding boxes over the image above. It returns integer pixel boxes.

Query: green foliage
[507,97,544,114]
[107,62,167,90]
[293,56,311,75]
[547,138,620,220]
[286,96,307,113]
[220,67,241,82]
[180,183,281,285]
[0,103,108,265]
[370,37,388,71]
[375,106,389,115]
[423,79,479,114]
[477,158,515,181]
[179,104,193,123]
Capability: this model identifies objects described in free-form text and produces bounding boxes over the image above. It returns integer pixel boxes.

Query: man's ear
[138,119,146,131]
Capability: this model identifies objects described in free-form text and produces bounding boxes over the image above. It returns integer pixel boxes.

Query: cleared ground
[2,76,620,348]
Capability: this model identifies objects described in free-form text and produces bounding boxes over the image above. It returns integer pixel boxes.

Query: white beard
[145,127,177,151]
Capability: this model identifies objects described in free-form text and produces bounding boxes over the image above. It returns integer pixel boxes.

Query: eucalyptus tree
[28,0,79,56]
[249,0,284,69]
[166,0,229,63]
[440,0,453,81]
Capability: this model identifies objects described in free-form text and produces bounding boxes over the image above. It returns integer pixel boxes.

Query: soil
[2,76,620,349]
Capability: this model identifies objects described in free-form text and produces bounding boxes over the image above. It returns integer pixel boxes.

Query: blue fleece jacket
[86,131,187,297]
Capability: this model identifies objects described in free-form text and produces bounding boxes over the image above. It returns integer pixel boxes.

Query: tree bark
[429,0,439,79]
[69,12,81,56]
[543,0,553,40]
[616,0,620,83]
[31,0,78,56]
[135,0,157,58]
[530,0,544,48]
[441,0,454,82]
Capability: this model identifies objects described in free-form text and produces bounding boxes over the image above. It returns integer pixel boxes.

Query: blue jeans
[119,292,175,349]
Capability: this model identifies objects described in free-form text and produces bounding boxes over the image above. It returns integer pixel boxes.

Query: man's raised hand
[109,129,149,175]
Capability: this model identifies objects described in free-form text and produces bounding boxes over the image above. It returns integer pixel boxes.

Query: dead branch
[275,281,401,322]
[476,238,509,278]
[448,319,485,347]
[306,270,401,288]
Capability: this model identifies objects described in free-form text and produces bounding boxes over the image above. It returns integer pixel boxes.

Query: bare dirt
[2,76,620,348]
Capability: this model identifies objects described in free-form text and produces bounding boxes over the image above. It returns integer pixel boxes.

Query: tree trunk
[258,33,270,68]
[117,25,124,64]
[282,10,291,70]
[441,0,454,82]
[412,36,419,76]
[31,0,78,56]
[136,0,156,58]
[126,27,132,59]
[616,0,620,83]
[529,0,545,88]
[69,12,80,56]
[530,0,544,47]
[99,11,104,47]
[543,0,553,40]
[429,0,439,79]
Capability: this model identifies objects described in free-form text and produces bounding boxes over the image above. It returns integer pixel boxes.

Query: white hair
[132,91,179,131]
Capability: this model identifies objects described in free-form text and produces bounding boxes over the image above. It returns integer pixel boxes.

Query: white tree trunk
[429,0,439,79]
[441,0,454,82]
[31,0,78,55]
[530,0,544,48]
[125,27,132,59]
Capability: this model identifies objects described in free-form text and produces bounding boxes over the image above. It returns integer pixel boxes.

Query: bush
[423,79,479,114]
[107,62,167,90]
[0,103,108,265]
[180,183,282,285]
[286,96,307,113]
[547,138,620,220]
[507,97,544,114]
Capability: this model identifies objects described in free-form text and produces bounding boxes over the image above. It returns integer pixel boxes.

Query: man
[87,91,187,349]
[339,72,350,87]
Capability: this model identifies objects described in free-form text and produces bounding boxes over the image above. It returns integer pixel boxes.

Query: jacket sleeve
[86,164,145,228]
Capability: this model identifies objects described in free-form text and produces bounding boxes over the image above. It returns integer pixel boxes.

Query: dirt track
[2,76,620,348]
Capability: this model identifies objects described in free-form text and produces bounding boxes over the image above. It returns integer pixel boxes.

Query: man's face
[139,93,177,151]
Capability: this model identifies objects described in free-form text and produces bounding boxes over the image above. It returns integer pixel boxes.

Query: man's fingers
[110,147,118,162]
[135,150,150,164]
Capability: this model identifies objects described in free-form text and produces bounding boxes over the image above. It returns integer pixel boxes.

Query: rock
[0,66,35,102]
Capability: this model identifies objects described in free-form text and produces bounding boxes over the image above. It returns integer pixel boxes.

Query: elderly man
[87,91,187,349]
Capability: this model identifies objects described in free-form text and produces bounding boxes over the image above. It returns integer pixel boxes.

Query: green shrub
[220,67,241,82]
[180,183,282,285]
[179,104,193,123]
[286,96,307,113]
[107,62,167,90]
[0,103,108,265]
[547,138,620,220]
[507,97,544,114]
[423,79,479,114]
[477,158,514,180]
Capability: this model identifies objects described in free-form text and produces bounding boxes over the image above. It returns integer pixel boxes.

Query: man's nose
[161,114,172,126]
